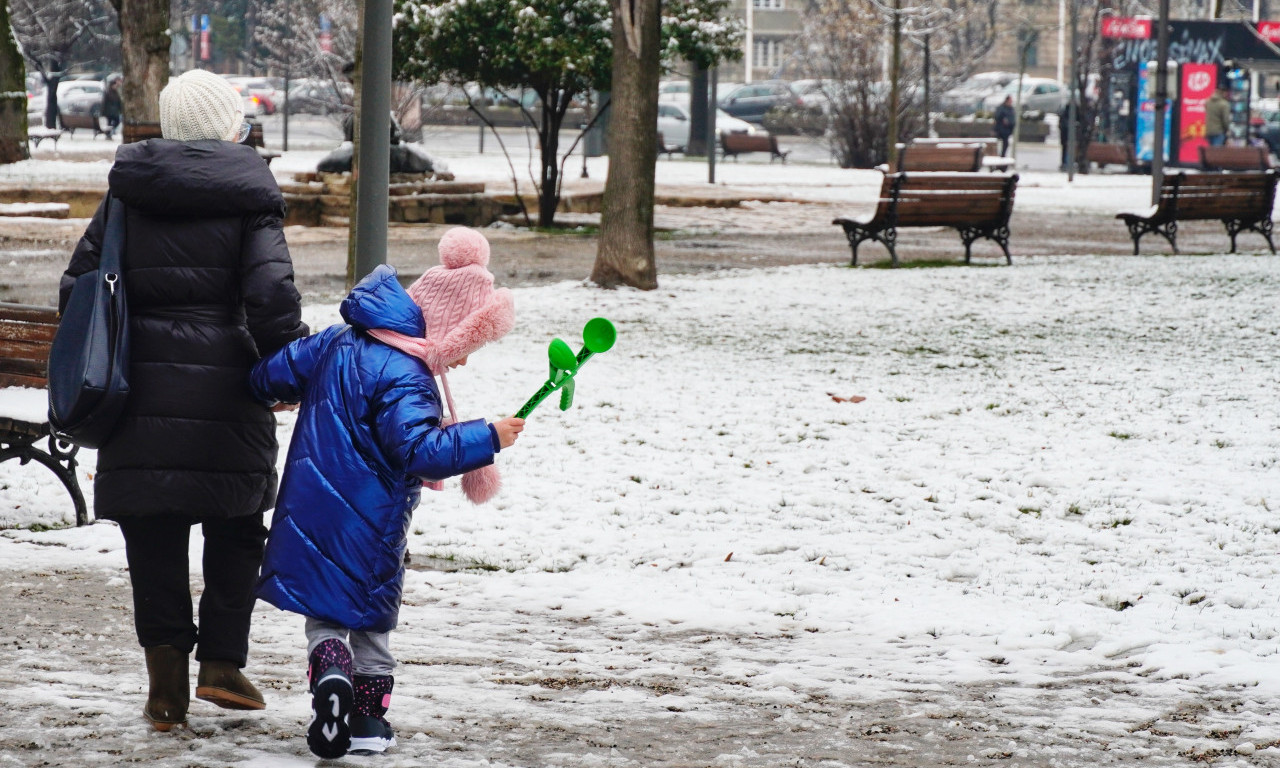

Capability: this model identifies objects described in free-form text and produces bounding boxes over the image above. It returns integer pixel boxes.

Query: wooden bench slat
[0,321,57,343]
[0,357,48,377]
[0,371,48,388]
[0,304,59,324]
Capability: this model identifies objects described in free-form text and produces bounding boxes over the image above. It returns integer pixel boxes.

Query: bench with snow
[1116,170,1278,255]
[832,172,1019,267]
[245,121,281,165]
[0,303,89,526]
[1086,142,1138,172]
[1199,144,1272,172]
[27,127,67,149]
[720,132,789,163]
[0,203,71,220]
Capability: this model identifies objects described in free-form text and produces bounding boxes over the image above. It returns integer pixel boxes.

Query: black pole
[282,0,290,151]
[1067,1,1079,180]
[354,0,391,280]
[708,67,717,183]
[923,34,931,137]
[1152,0,1170,205]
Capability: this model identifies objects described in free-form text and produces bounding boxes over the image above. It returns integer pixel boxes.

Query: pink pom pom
[438,227,490,269]
[461,463,502,504]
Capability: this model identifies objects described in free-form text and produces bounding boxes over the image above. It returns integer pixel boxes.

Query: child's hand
[493,417,525,449]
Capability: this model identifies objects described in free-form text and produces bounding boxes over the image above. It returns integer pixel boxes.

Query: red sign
[1178,63,1217,164]
[1102,17,1152,39]
[1258,21,1280,42]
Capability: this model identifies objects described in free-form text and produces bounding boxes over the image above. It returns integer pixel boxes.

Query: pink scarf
[367,328,502,504]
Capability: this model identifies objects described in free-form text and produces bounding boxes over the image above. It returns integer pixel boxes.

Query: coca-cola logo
[1187,71,1213,92]
[1258,21,1280,42]
[1102,17,1152,39]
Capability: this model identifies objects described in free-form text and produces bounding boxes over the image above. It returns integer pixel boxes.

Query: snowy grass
[1,254,1278,764]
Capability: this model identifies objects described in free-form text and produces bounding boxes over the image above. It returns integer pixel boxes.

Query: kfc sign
[1257,21,1280,42]
[1102,17,1153,39]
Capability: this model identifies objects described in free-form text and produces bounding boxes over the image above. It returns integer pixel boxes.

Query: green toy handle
[515,317,616,420]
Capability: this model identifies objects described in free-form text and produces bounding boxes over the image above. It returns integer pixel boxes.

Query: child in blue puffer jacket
[249,228,522,758]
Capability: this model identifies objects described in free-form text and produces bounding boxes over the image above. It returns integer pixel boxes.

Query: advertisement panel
[1135,62,1171,163]
[1102,17,1153,39]
[1177,63,1217,163]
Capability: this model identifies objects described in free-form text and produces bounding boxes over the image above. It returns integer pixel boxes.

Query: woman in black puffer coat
[59,70,308,732]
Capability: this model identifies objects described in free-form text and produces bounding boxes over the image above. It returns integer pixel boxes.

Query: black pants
[998,136,1011,157]
[117,514,267,667]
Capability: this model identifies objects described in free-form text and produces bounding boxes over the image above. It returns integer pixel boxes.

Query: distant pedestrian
[249,229,523,759]
[994,95,1016,157]
[1206,86,1230,146]
[101,78,122,139]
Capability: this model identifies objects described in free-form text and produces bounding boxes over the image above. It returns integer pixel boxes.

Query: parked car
[56,80,106,129]
[226,76,282,115]
[658,80,690,103]
[789,79,833,114]
[718,81,803,123]
[981,77,1067,115]
[940,71,1017,115]
[656,101,755,151]
[287,79,353,115]
[1250,101,1280,155]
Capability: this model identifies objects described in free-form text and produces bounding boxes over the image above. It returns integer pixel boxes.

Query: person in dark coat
[994,95,1016,157]
[101,77,123,138]
[250,241,523,758]
[58,69,308,732]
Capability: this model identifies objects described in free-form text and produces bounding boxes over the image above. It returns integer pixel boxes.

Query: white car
[940,71,1017,115]
[981,77,1067,115]
[658,80,690,103]
[656,102,755,151]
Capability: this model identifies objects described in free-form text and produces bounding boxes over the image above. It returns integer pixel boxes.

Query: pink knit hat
[406,227,515,372]
[367,227,514,504]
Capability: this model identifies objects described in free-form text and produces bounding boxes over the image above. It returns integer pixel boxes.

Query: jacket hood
[108,139,284,217]
[340,265,426,337]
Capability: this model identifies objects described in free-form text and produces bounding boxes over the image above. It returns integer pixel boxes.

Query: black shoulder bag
[47,195,131,448]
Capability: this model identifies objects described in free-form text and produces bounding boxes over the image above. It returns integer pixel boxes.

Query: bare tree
[1,0,28,163]
[10,0,118,128]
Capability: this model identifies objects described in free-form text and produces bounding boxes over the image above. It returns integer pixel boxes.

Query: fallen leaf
[827,392,866,403]
[724,552,733,562]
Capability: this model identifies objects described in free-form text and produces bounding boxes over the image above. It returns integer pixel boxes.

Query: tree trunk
[0,1,28,163]
[538,99,565,227]
[591,0,661,290]
[112,0,170,128]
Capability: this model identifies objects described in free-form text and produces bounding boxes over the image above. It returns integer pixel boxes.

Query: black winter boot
[350,675,396,754]
[143,645,189,732]
[196,660,266,710]
[306,639,353,759]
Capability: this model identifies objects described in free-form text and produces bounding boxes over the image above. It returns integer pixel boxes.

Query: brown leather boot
[196,660,266,710]
[143,645,189,731]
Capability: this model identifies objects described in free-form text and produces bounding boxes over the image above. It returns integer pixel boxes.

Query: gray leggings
[305,617,397,677]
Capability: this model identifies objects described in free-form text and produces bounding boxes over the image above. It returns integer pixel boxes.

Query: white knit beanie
[159,70,244,142]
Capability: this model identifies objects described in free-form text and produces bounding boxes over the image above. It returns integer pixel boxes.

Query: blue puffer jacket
[250,265,499,632]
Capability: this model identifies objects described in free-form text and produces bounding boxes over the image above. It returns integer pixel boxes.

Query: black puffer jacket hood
[108,139,285,218]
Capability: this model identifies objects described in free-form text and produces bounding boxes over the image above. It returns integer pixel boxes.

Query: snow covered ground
[1,254,1278,766]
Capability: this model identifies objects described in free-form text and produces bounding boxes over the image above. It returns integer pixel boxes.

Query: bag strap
[99,195,126,275]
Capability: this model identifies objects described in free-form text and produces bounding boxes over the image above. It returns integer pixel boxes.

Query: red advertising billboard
[1102,17,1152,39]
[1258,21,1280,42]
[1178,63,1217,164]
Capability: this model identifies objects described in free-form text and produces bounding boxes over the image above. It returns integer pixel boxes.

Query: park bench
[1200,144,1272,172]
[720,132,790,163]
[59,111,110,139]
[1116,170,1278,255]
[0,303,89,526]
[894,143,982,172]
[27,127,67,149]
[832,171,1019,266]
[1086,142,1138,172]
